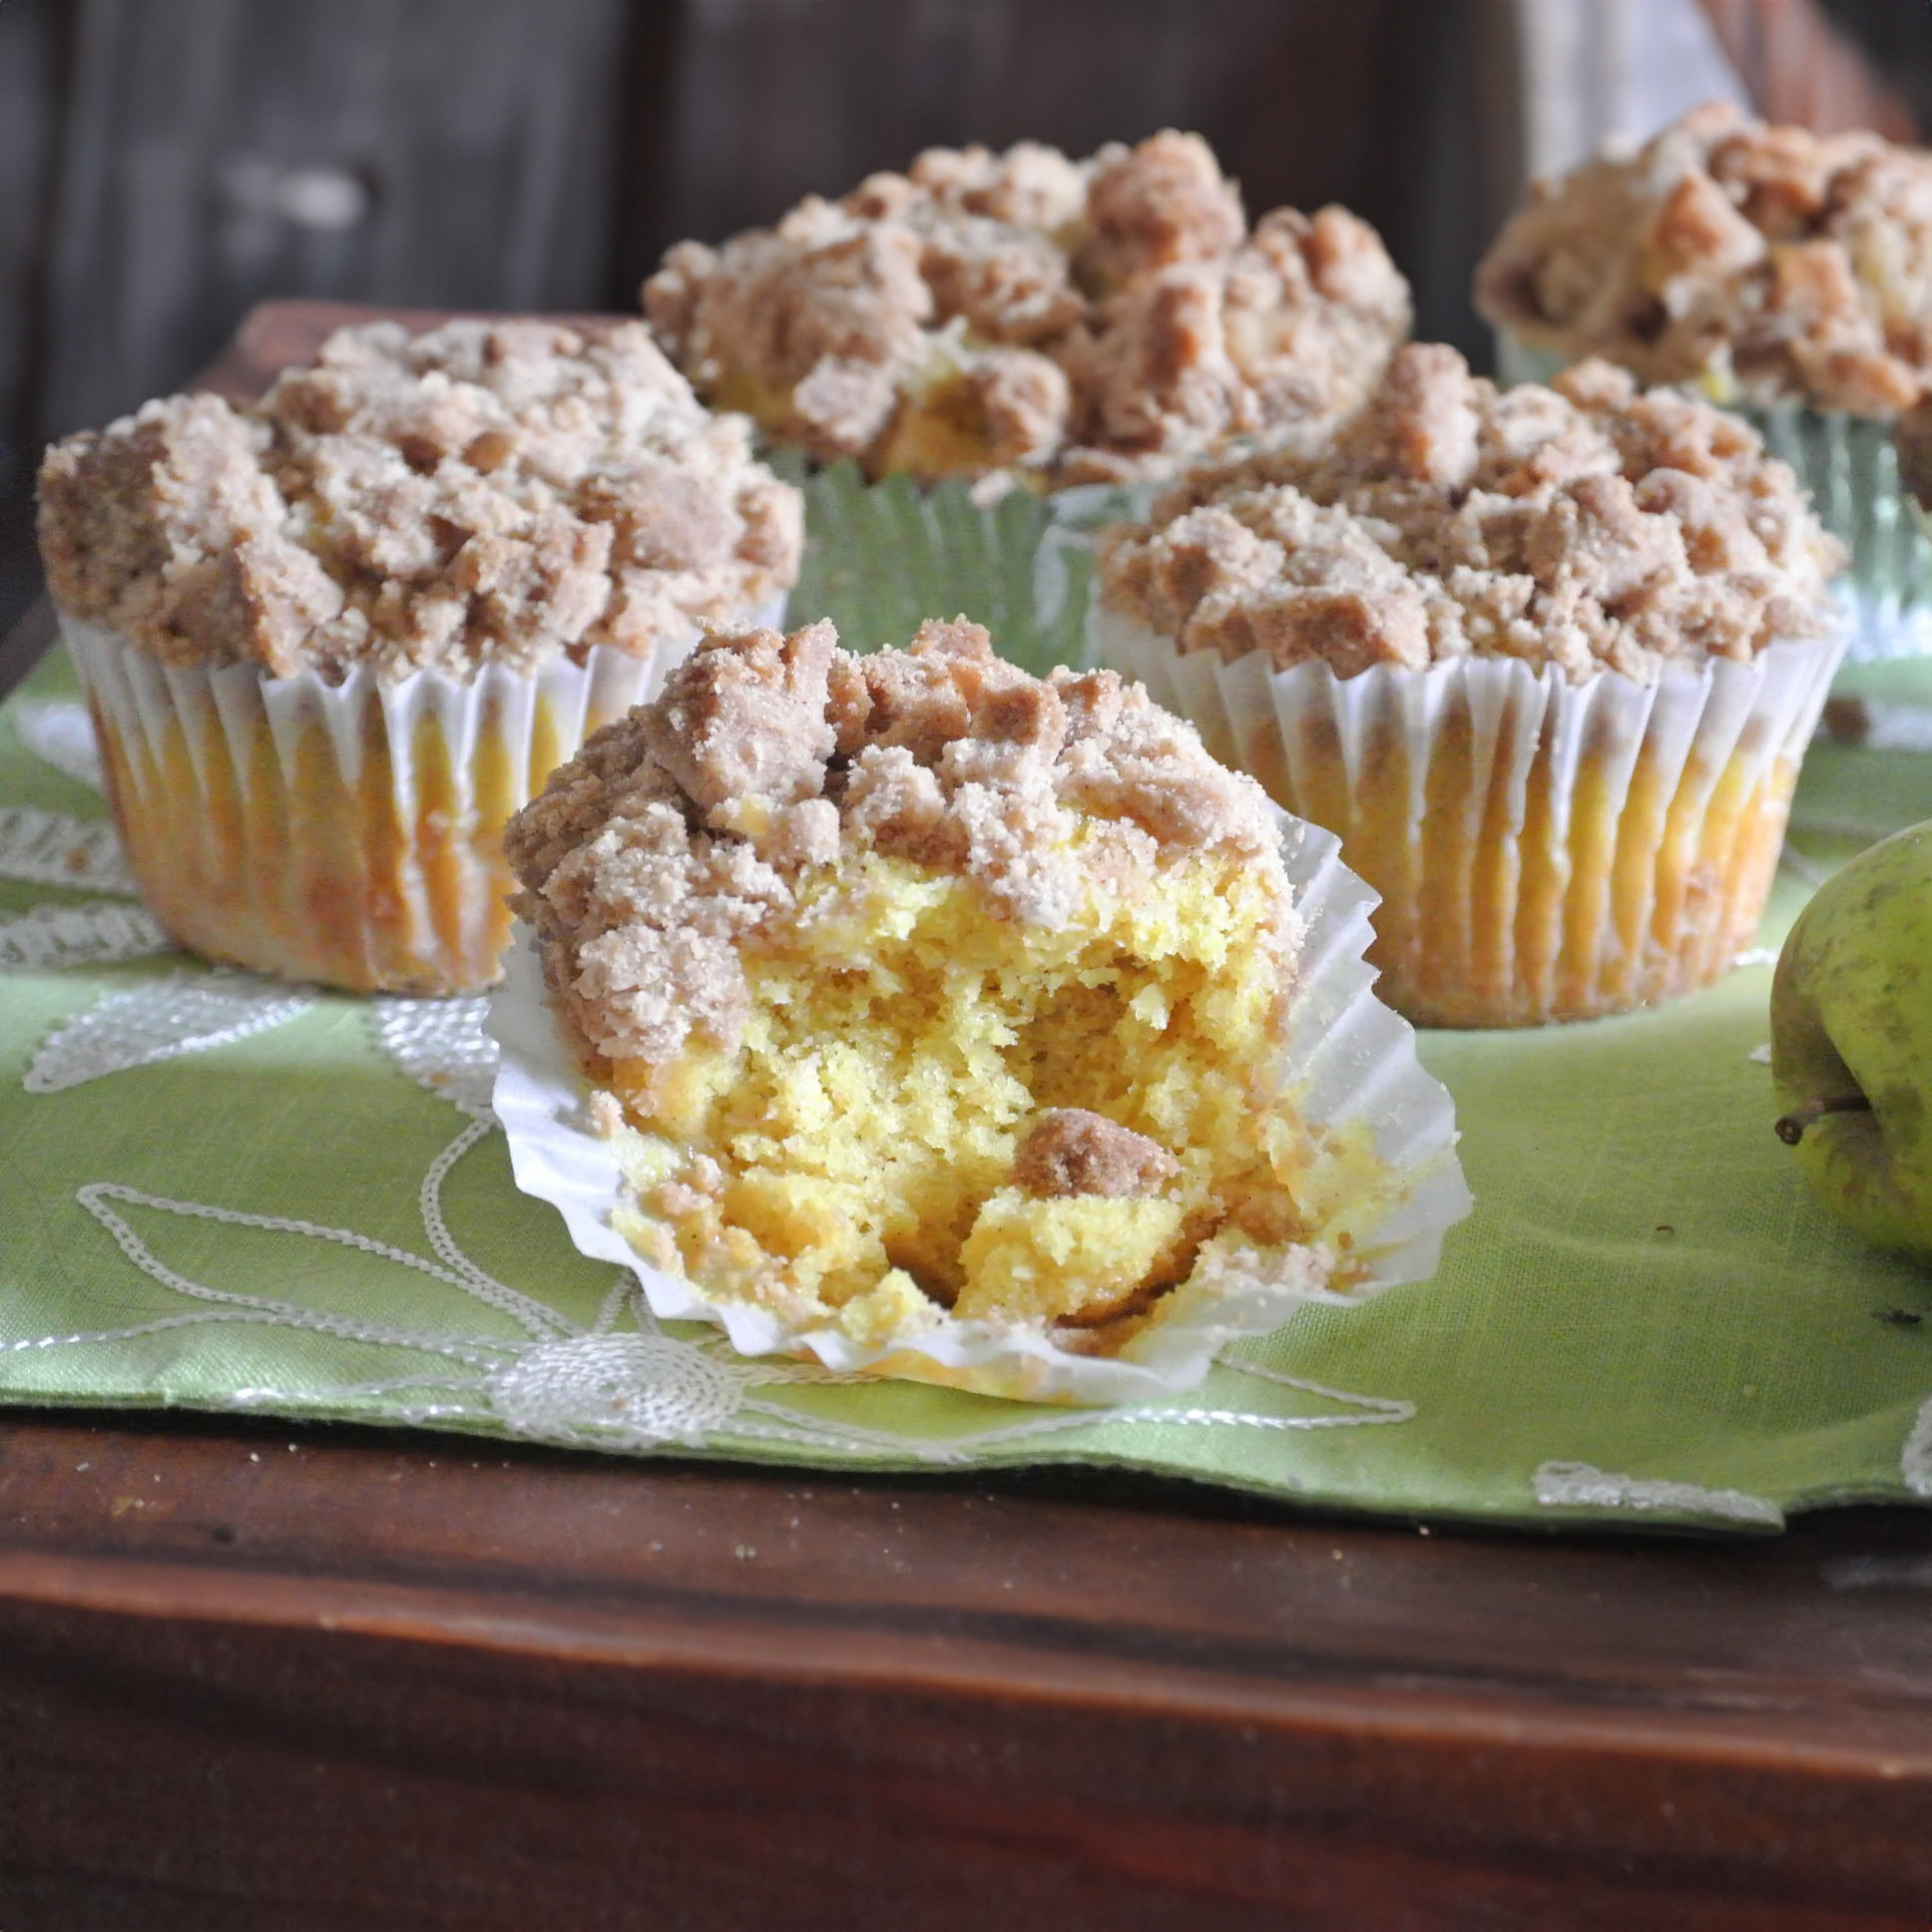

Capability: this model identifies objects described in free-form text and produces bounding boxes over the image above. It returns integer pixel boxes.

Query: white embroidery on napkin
[1904,1396,1932,1500]
[490,1331,747,1448]
[1533,1459,1783,1526]
[373,995,499,1122]
[10,701,103,792]
[0,899,173,971]
[0,807,135,897]
[26,974,312,1093]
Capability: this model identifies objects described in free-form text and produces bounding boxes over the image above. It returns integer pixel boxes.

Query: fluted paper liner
[1095,608,1844,1026]
[63,602,781,994]
[489,810,1472,1406]
[1497,330,1928,664]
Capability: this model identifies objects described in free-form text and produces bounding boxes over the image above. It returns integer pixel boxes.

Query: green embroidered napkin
[3,477,1929,1531]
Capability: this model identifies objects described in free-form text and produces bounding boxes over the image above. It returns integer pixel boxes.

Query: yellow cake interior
[609,837,1315,1342]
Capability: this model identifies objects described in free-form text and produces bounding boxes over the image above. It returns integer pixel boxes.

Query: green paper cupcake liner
[777,459,1096,674]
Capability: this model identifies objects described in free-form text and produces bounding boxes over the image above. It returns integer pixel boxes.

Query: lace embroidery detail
[374,995,498,1122]
[417,1115,577,1341]
[10,701,102,792]
[1532,1460,1783,1527]
[0,806,135,896]
[1904,1395,1932,1500]
[28,1168,908,1453]
[0,899,174,972]
[26,973,312,1093]
[490,1332,747,1448]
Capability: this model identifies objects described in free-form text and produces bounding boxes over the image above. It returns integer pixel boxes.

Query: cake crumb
[1012,1110,1178,1199]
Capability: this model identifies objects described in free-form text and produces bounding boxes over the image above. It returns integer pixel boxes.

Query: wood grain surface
[3,1409,1930,1932]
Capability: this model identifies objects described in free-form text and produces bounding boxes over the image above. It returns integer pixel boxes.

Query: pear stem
[1774,1095,1874,1146]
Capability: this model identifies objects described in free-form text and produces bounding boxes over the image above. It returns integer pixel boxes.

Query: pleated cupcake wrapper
[488,810,1472,1407]
[1496,329,1930,665]
[1738,404,1932,663]
[63,601,781,994]
[1093,609,1844,1026]
[781,460,1102,674]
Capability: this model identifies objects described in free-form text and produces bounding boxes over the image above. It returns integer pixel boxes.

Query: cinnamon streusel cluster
[1099,343,1844,683]
[1475,101,1932,417]
[644,131,1411,484]
[39,319,802,681]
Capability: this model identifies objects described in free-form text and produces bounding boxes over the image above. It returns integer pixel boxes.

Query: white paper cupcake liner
[1496,330,1927,665]
[1093,608,1845,1026]
[64,598,782,994]
[488,809,1472,1407]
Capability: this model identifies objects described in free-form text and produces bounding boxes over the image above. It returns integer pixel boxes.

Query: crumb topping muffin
[644,130,1411,484]
[1099,343,1844,684]
[1475,101,1932,417]
[39,318,803,682]
[505,617,1337,1343]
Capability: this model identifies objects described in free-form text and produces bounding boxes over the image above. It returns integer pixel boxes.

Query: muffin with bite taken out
[497,616,1469,1391]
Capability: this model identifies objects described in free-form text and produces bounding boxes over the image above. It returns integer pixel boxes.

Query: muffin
[498,618,1466,1393]
[37,318,803,993]
[644,130,1411,487]
[1474,101,1932,658]
[1093,344,1847,1027]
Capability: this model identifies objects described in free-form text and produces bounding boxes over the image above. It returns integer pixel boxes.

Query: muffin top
[38,319,803,681]
[1098,343,1845,683]
[1474,101,1932,417]
[644,130,1411,484]
[505,617,1285,1069]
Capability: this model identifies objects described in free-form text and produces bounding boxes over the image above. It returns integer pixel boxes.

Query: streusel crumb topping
[1098,343,1844,683]
[38,319,802,680]
[644,130,1411,483]
[1475,101,1932,416]
[505,617,1286,1068]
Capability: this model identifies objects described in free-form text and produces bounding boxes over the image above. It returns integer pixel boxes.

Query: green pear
[1770,817,1932,1260]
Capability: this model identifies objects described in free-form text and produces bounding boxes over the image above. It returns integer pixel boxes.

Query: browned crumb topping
[38,319,802,679]
[1098,343,1845,683]
[1011,1109,1179,1199]
[505,618,1283,1066]
[1476,101,1932,416]
[643,131,1410,482]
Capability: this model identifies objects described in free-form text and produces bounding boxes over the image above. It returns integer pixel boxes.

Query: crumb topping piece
[643,131,1411,483]
[505,619,1285,1067]
[1011,1109,1179,1200]
[1099,343,1844,683]
[38,319,802,679]
[1476,101,1932,416]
